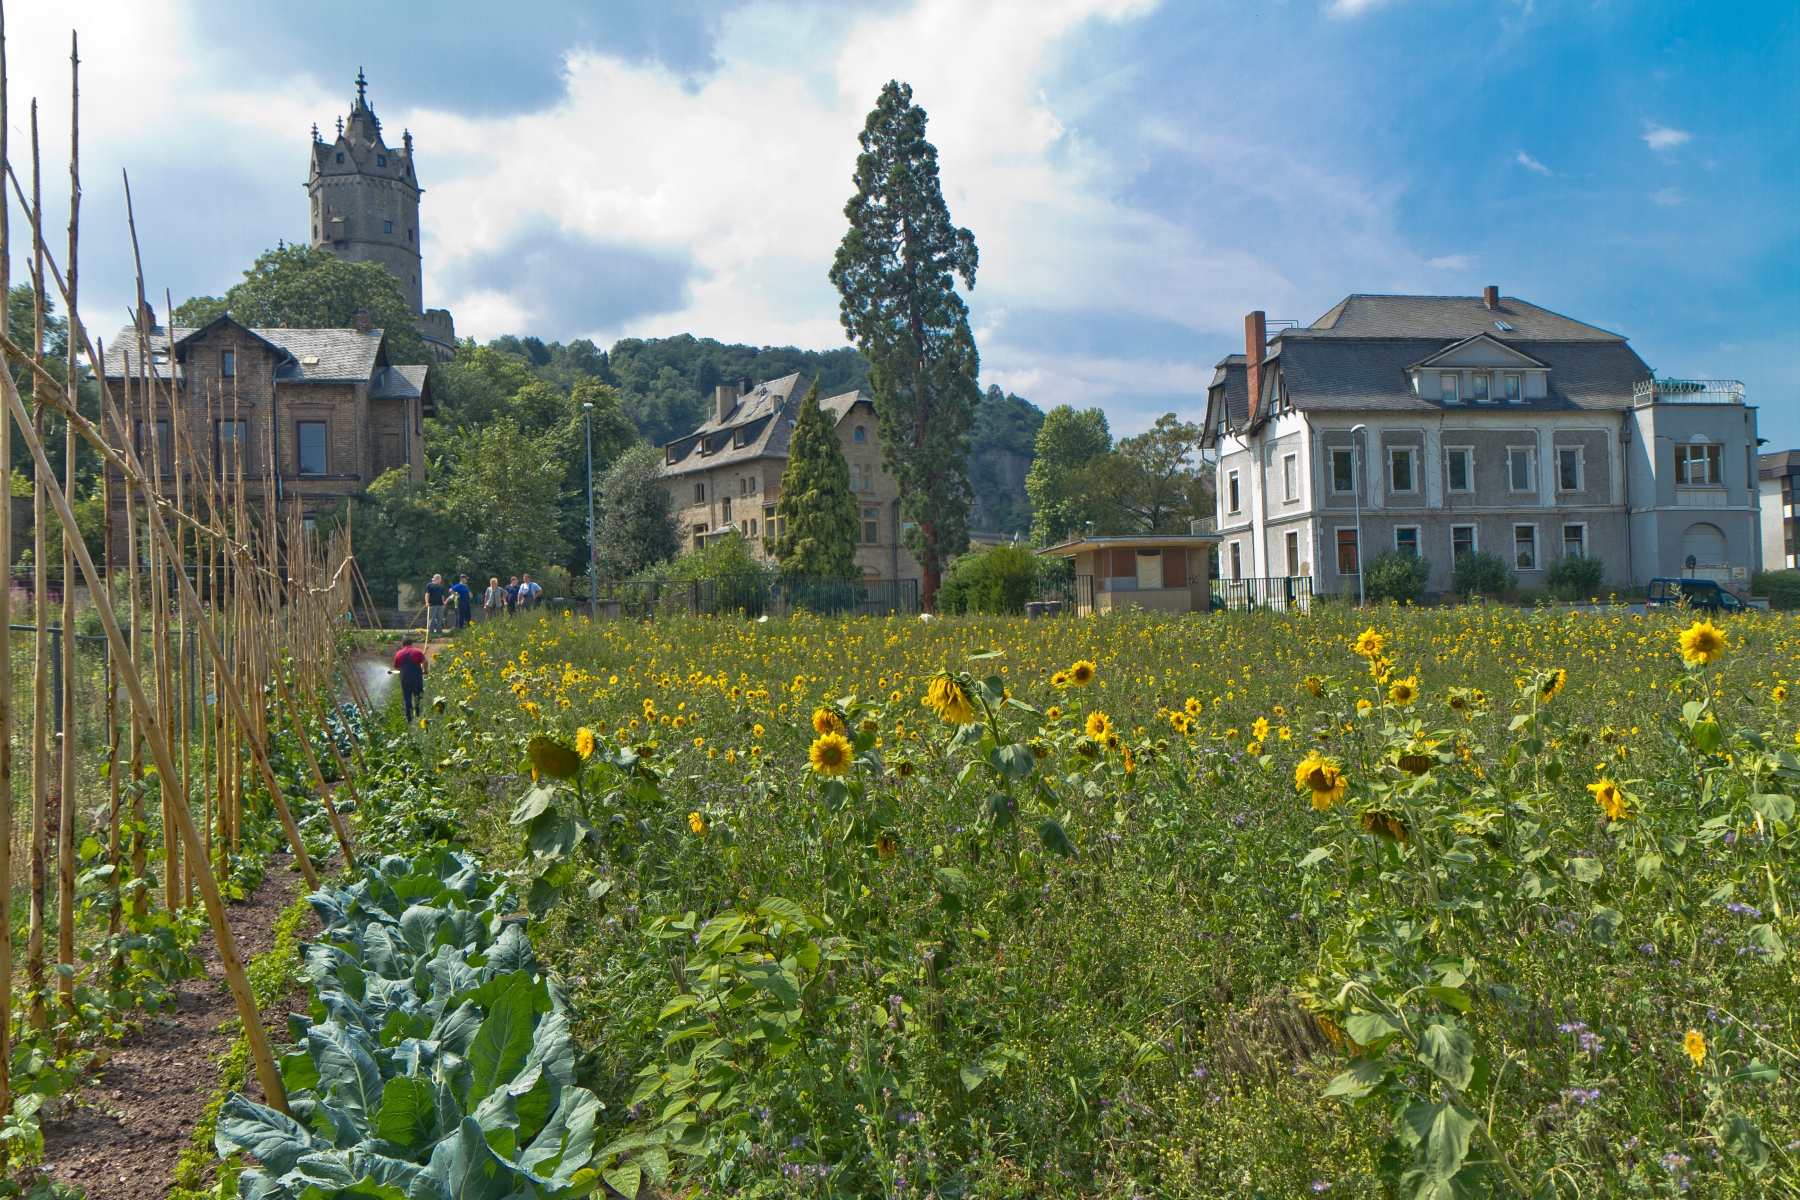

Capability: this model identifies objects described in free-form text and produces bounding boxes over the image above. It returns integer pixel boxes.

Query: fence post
[691,579,699,616]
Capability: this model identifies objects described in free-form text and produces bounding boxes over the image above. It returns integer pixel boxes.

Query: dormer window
[384,221,392,234]
[1503,373,1521,401]
[1440,374,1459,403]
[377,154,386,167]
[1471,373,1489,402]
[336,153,345,163]
[854,426,865,442]
[221,349,235,378]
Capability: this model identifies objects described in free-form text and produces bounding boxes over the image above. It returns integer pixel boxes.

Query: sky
[8,0,1798,442]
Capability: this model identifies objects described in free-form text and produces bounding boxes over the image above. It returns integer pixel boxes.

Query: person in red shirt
[392,636,428,720]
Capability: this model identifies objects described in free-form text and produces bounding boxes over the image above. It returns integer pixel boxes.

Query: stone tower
[308,72,455,360]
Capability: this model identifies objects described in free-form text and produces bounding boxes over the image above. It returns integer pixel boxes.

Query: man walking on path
[393,636,428,721]
[519,573,543,612]
[506,576,521,615]
[450,574,474,631]
[425,574,447,636]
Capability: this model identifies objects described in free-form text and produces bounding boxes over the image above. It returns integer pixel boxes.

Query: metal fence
[1029,574,1095,617]
[1214,576,1314,613]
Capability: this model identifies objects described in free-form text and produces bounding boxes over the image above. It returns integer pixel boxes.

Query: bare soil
[39,855,320,1200]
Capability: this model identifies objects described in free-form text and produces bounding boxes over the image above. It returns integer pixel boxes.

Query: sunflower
[1447,691,1468,712]
[1245,741,1263,755]
[1122,747,1137,773]
[808,731,854,775]
[576,727,596,759]
[924,676,976,725]
[1539,669,1567,702]
[1169,711,1191,734]
[1294,751,1347,810]
[1683,1030,1706,1067]
[1046,706,1062,721]
[895,760,914,777]
[1068,659,1098,686]
[1368,656,1392,683]
[1587,778,1631,821]
[1775,686,1789,703]
[876,835,897,858]
[1387,676,1420,707]
[1185,697,1202,716]
[813,707,845,735]
[1678,618,1728,665]
[1355,699,1372,716]
[1251,716,1272,742]
[1086,711,1114,740]
[1303,675,1325,698]
[1224,727,1239,740]
[1104,733,1122,752]
[1352,628,1386,659]
[688,812,709,835]
[1360,810,1409,843]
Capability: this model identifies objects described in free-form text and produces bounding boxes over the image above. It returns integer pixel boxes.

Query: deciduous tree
[595,442,680,579]
[1026,406,1111,545]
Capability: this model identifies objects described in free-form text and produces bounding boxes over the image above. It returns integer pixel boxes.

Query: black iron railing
[1214,576,1314,613]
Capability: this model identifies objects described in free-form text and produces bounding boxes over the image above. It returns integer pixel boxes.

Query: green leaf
[1345,1011,1401,1049]
[448,1116,526,1200]
[987,791,1016,829]
[508,786,557,825]
[1587,905,1623,945]
[1416,1024,1474,1090]
[1748,793,1795,824]
[755,897,811,930]
[1727,1060,1779,1085]
[737,960,801,1006]
[1718,1115,1770,1173]
[1399,1100,1478,1193]
[1748,923,1787,963]
[601,1160,642,1199]
[1567,857,1604,885]
[990,743,1037,781]
[1037,818,1075,857]
[1322,1056,1386,1099]
[1634,853,1663,881]
[213,1093,319,1175]
[1423,986,1471,1013]
[527,811,580,863]
[966,648,1005,661]
[373,1076,436,1148]
[1691,718,1723,753]
[466,977,538,1103]
[1297,847,1332,869]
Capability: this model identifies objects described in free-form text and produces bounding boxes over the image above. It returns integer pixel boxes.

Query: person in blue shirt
[449,574,474,631]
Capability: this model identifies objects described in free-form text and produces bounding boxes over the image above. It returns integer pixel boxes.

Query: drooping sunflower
[576,727,596,759]
[1303,675,1325,698]
[876,835,897,858]
[1360,810,1409,843]
[1294,751,1347,810]
[1678,618,1728,665]
[688,812,709,836]
[1387,676,1420,707]
[1352,628,1386,659]
[1068,660,1098,686]
[1086,711,1114,740]
[923,675,976,725]
[1683,1030,1706,1067]
[813,707,845,735]
[1539,669,1567,702]
[809,731,854,776]
[1447,690,1468,713]
[1587,778,1631,821]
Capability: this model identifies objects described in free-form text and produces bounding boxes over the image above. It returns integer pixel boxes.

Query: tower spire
[356,67,367,105]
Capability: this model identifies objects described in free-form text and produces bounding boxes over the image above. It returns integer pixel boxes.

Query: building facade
[1758,451,1800,571]
[1203,290,1759,595]
[100,313,433,559]
[659,373,923,586]
[308,73,456,361]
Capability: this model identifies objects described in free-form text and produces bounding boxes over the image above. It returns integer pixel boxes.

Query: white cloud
[1515,150,1551,175]
[1427,254,1474,269]
[1325,0,1390,16]
[1642,124,1691,152]
[1651,186,1686,207]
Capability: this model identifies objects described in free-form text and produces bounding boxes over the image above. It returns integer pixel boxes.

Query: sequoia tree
[770,383,859,576]
[830,80,980,607]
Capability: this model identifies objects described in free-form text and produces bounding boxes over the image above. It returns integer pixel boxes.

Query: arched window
[854,426,865,442]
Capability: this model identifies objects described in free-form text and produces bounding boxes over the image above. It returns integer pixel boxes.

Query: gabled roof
[1273,337,1651,414]
[370,364,435,415]
[102,321,392,385]
[1408,333,1548,370]
[1295,294,1625,342]
[660,373,874,478]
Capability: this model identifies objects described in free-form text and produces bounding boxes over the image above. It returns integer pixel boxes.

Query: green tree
[769,383,858,577]
[1074,414,1209,534]
[326,470,457,607]
[595,442,679,578]
[830,80,981,607]
[439,418,570,580]
[175,243,429,363]
[1364,550,1432,604]
[1026,406,1110,545]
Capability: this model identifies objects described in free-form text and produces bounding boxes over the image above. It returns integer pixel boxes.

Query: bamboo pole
[0,0,14,1132]
[57,29,80,1022]
[26,102,47,1033]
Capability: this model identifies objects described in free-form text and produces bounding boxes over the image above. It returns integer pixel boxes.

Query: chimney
[716,383,739,424]
[1244,310,1266,426]
[739,377,751,395]
[1483,285,1499,310]
[354,309,372,333]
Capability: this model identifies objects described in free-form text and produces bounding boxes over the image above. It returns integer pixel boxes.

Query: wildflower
[1352,628,1385,659]
[1245,741,1262,755]
[1277,726,1292,741]
[1224,727,1239,740]
[1068,659,1097,686]
[576,727,596,759]
[1051,671,1069,687]
[1539,669,1567,702]
[1303,675,1324,698]
[924,676,976,725]
[809,731,854,776]
[1588,778,1631,821]
[1678,618,1728,665]
[1086,711,1114,740]
[688,812,708,836]
[1387,676,1419,707]
[813,707,845,735]
[1169,711,1192,734]
[1683,1030,1706,1067]
[1447,690,1468,712]
[1249,716,1269,742]
[1185,696,1202,716]
[1122,747,1137,773]
[1105,733,1121,752]
[1295,752,1347,810]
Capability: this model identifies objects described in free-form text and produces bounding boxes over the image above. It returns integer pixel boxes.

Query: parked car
[1644,578,1746,612]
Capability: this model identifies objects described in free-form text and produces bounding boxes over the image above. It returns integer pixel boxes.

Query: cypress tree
[830,80,980,608]
[769,383,859,577]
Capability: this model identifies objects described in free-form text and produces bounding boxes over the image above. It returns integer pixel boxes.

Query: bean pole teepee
[0,7,382,1126]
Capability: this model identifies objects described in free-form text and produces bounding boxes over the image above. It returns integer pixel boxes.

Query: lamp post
[582,402,596,619]
[1350,423,1367,607]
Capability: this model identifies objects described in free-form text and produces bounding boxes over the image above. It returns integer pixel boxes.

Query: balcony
[1634,379,1745,405]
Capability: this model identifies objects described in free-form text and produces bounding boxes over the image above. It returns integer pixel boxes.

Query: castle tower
[308,72,455,359]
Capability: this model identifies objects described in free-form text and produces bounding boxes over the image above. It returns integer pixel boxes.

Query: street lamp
[582,402,596,619]
[1350,423,1367,608]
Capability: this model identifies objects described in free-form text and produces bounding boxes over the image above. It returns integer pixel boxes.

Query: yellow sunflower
[1352,628,1385,659]
[1086,711,1114,740]
[576,727,596,759]
[1683,1030,1706,1067]
[1294,751,1347,810]
[688,812,708,835]
[812,707,845,735]
[1539,669,1567,702]
[923,676,976,725]
[1303,675,1325,698]
[1169,711,1192,734]
[1068,660,1098,686]
[1252,717,1272,742]
[1185,697,1202,716]
[1678,618,1728,665]
[809,731,854,776]
[1587,778,1631,821]
[1387,676,1420,707]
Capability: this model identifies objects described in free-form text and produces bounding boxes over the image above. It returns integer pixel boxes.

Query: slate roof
[1299,294,1625,342]
[661,373,873,477]
[1759,450,1800,480]
[101,322,392,384]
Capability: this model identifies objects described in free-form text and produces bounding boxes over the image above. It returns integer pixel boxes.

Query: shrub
[1453,550,1515,600]
[1545,553,1606,600]
[1752,569,1800,610]
[1362,550,1431,604]
[936,545,1041,614]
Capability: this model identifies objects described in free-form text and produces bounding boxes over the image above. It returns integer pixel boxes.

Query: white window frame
[1335,527,1360,576]
[1331,448,1356,493]
[1283,453,1298,502]
[1513,523,1539,571]
[1471,372,1490,403]
[1446,446,1474,493]
[1503,373,1522,402]
[1560,522,1588,560]
[1388,446,1418,494]
[1285,529,1300,576]
[1229,540,1243,580]
[1507,446,1535,493]
[1450,523,1478,561]
[1394,525,1421,557]
[1555,446,1583,493]
[1440,373,1460,404]
[1675,443,1722,486]
[1228,470,1241,514]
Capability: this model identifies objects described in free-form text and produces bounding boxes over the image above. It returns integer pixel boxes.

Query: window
[1557,447,1582,492]
[383,220,392,234]
[1471,373,1489,402]
[763,504,785,540]
[1285,530,1300,576]
[693,524,708,550]
[335,152,344,163]
[408,228,414,243]
[1283,453,1297,501]
[852,465,874,492]
[1229,542,1243,580]
[1389,447,1415,493]
[1452,525,1477,561]
[377,154,386,167]
[1514,524,1537,570]
[748,475,757,492]
[1440,373,1460,403]
[1675,443,1722,485]
[749,518,759,537]
[1332,448,1355,493]
[1562,524,1586,559]
[220,349,235,378]
[1336,529,1359,576]
[1228,471,1241,514]
[722,496,733,522]
[862,506,880,544]
[853,426,865,442]
[301,517,318,538]
[1395,527,1420,556]
[135,419,172,474]
[216,420,247,475]
[1447,448,1471,492]
[1508,447,1534,492]
[1503,373,1521,401]
[296,421,328,476]
[694,482,705,503]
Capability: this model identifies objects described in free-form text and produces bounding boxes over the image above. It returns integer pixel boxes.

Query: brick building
[659,373,923,586]
[100,311,432,559]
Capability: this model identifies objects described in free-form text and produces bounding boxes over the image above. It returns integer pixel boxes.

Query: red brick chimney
[1244,311,1267,426]
[1483,285,1499,310]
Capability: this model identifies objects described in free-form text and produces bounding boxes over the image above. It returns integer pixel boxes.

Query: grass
[404,603,1800,1197]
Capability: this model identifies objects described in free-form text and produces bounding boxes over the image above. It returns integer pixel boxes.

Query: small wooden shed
[1038,534,1221,615]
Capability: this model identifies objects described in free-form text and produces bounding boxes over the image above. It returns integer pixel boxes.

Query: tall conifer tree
[830,80,980,607]
[770,383,859,576]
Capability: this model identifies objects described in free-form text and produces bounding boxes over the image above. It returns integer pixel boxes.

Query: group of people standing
[423,572,544,635]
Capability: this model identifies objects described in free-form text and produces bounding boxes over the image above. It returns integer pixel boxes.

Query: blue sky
[14,1,1799,442]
